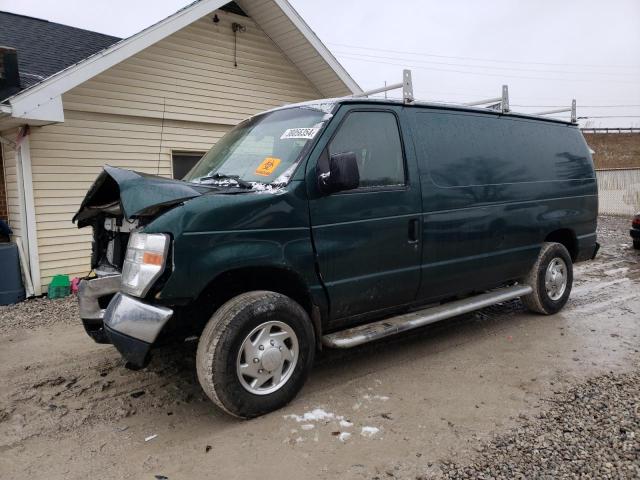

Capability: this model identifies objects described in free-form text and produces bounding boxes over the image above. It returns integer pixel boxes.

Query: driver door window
[329,111,405,188]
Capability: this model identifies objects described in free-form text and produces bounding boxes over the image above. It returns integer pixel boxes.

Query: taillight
[633,216,640,228]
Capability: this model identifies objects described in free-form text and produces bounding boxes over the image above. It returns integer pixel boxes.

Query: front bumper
[104,293,173,368]
[78,275,121,343]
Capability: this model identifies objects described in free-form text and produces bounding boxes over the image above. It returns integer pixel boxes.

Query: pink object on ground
[71,277,80,294]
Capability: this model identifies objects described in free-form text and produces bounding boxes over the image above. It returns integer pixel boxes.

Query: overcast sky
[1,0,639,127]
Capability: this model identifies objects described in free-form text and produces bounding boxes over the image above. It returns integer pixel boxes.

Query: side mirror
[317,152,360,194]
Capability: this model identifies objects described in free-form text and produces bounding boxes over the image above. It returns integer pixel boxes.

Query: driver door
[307,106,422,325]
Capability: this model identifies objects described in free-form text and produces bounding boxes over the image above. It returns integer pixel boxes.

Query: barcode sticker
[280,127,320,140]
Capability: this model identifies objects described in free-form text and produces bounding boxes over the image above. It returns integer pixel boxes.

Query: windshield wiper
[196,173,253,189]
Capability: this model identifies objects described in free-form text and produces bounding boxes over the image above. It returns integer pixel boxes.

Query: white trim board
[16,134,42,295]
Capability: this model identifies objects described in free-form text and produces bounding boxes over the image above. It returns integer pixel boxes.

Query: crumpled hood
[73,165,210,227]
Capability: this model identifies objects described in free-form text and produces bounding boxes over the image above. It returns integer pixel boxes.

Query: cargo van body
[75,98,598,417]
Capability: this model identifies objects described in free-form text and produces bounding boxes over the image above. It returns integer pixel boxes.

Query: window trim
[171,150,206,180]
[326,107,409,194]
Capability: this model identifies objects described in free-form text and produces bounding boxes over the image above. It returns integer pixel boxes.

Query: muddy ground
[1,215,638,479]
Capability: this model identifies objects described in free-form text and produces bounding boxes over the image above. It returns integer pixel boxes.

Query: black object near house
[0,242,25,304]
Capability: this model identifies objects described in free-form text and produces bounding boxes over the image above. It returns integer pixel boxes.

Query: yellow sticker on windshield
[255,157,281,176]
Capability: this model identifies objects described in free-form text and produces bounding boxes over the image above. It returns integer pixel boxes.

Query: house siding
[61,12,321,124]
[28,10,322,289]
[240,0,356,97]
[30,110,231,286]
[1,129,22,239]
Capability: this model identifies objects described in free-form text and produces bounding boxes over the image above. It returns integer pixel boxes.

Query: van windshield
[184,107,330,186]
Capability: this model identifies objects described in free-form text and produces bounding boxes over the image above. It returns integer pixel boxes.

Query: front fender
[143,181,324,310]
[163,226,318,301]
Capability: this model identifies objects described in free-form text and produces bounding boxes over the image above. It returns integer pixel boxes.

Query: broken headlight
[120,232,169,297]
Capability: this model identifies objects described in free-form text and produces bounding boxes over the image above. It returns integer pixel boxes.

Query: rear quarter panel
[409,108,597,300]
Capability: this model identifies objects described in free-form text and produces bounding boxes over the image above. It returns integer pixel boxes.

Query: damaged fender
[73,165,209,228]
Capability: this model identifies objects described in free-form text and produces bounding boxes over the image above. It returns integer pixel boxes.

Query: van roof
[268,97,576,126]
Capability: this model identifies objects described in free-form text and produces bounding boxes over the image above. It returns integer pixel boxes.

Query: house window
[172,152,205,180]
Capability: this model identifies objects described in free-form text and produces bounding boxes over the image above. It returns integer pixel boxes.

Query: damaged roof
[0,11,121,100]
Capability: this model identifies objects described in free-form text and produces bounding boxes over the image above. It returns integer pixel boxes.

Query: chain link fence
[596,168,640,216]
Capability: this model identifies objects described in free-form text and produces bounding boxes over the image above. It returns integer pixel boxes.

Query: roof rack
[352,69,415,103]
[533,99,577,123]
[350,69,577,123]
[461,85,509,113]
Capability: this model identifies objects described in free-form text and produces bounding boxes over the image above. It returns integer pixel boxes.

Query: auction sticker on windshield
[255,157,281,176]
[280,127,319,140]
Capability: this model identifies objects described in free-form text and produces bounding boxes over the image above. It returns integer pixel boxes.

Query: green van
[75,98,599,418]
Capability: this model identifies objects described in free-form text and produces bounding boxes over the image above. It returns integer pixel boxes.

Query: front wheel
[196,291,315,418]
[521,242,573,315]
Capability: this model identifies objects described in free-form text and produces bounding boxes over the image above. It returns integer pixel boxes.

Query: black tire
[196,291,315,419]
[521,242,573,315]
[634,240,640,250]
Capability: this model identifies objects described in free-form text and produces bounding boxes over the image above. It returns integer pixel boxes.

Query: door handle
[408,219,419,243]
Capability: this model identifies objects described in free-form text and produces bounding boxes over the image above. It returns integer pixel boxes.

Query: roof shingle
[0,11,121,100]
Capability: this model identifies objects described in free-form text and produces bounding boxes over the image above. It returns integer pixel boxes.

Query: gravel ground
[597,214,635,245]
[0,295,78,335]
[437,369,640,479]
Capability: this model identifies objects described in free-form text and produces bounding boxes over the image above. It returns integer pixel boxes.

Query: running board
[322,284,532,348]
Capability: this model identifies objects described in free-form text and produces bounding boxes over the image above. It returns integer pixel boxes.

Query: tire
[196,291,315,419]
[634,240,640,250]
[520,242,573,315]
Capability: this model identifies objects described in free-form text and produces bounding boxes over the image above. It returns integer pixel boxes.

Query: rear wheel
[196,291,315,418]
[521,242,573,315]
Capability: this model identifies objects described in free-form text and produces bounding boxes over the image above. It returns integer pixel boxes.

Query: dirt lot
[1,216,638,479]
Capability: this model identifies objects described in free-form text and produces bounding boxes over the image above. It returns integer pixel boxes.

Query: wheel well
[545,229,578,261]
[187,266,314,332]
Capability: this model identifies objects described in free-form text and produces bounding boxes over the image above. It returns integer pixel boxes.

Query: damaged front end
[73,165,206,363]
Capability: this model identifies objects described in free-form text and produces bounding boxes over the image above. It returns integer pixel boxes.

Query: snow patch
[301,424,315,431]
[339,419,353,428]
[284,408,343,423]
[361,426,380,437]
[248,182,285,194]
[338,432,352,442]
[363,394,389,401]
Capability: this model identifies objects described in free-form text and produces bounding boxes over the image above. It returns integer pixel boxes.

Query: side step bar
[322,284,532,348]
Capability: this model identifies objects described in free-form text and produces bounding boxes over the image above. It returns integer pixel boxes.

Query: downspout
[16,126,42,295]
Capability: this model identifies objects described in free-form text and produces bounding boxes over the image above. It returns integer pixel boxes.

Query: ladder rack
[462,85,509,113]
[352,69,414,103]
[533,99,577,123]
[351,69,577,123]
